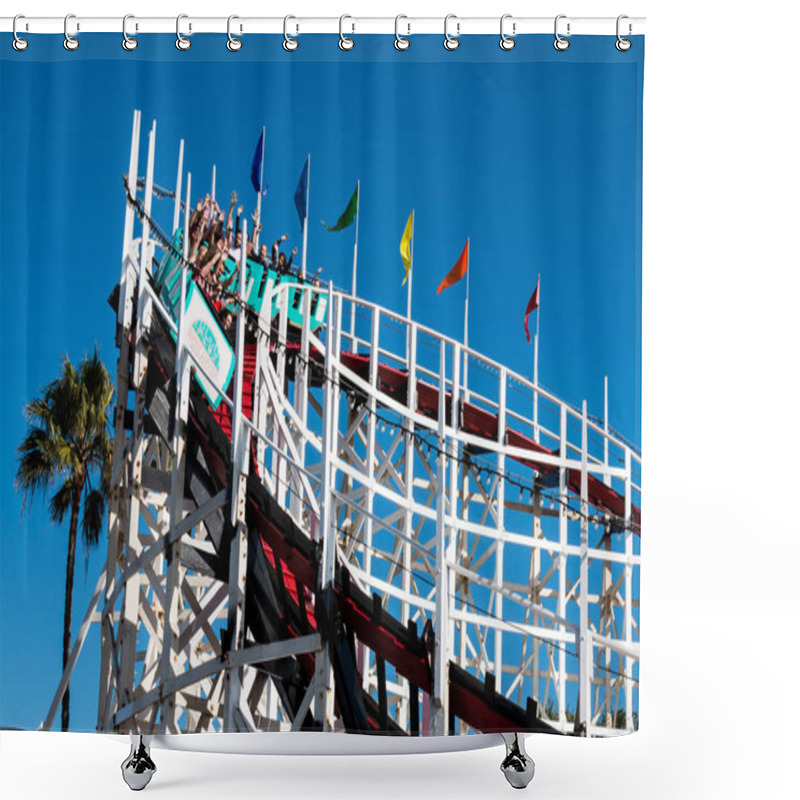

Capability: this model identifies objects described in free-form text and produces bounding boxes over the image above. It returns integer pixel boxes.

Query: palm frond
[81,487,106,550]
[48,478,75,526]
[15,428,62,515]
[80,348,114,414]
[85,429,113,472]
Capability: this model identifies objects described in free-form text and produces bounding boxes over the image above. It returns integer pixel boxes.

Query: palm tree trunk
[61,484,82,732]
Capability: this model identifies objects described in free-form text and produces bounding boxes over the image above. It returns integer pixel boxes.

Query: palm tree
[15,349,113,732]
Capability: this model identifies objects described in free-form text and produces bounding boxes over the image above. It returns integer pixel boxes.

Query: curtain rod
[1,16,646,36]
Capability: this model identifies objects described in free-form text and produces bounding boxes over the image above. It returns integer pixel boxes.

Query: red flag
[437,240,469,294]
[524,275,540,343]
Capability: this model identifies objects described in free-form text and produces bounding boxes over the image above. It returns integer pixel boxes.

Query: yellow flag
[400,210,414,285]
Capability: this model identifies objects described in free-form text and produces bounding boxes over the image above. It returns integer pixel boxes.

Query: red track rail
[293,344,641,531]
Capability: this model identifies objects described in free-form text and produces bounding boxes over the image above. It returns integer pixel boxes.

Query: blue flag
[294,156,309,228]
[250,130,268,196]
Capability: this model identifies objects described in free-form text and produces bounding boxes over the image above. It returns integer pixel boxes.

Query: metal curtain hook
[444,14,460,51]
[176,14,191,50]
[499,14,516,50]
[339,15,354,51]
[394,15,410,50]
[12,14,29,51]
[616,14,632,51]
[227,15,242,51]
[122,15,138,51]
[283,15,298,51]
[554,14,570,51]
[64,14,79,51]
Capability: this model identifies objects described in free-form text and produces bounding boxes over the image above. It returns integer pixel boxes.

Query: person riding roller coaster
[272,233,298,275]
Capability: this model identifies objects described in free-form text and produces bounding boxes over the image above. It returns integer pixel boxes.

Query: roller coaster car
[154,229,328,337]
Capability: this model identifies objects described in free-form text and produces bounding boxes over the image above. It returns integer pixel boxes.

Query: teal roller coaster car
[154,228,328,334]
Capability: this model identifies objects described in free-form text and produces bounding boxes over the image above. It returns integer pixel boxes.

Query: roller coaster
[41,110,640,788]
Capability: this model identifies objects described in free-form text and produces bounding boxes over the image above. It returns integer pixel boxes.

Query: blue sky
[0,33,642,730]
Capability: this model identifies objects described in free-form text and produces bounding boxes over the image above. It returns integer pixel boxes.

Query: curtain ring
[499,14,515,50]
[553,14,570,51]
[12,15,28,51]
[176,14,191,50]
[283,15,299,51]
[122,15,138,51]
[394,15,410,50]
[227,15,242,51]
[616,14,632,51]
[63,14,79,51]
[339,15,354,51]
[443,14,460,51]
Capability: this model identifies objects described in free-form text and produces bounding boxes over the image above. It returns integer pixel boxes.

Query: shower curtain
[0,25,643,745]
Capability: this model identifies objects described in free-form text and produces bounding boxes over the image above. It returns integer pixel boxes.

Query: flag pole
[533,276,540,443]
[211,164,216,206]
[256,125,265,249]
[406,209,415,321]
[301,154,310,279]
[350,179,361,350]
[463,237,470,401]
[603,375,610,486]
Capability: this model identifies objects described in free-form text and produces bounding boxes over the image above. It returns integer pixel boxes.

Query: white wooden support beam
[290,287,312,523]
[119,109,141,329]
[182,173,192,262]
[224,221,252,732]
[494,366,506,683]
[319,286,338,590]
[223,520,250,732]
[431,338,449,735]
[558,404,568,725]
[140,120,156,281]
[356,307,380,695]
[624,447,634,731]
[272,285,289,508]
[315,285,337,730]
[458,459,469,672]
[172,138,184,235]
[447,344,460,680]
[397,322,418,729]
[602,534,613,727]
[100,108,141,730]
[253,274,274,483]
[363,304,379,611]
[159,169,193,734]
[600,376,613,725]
[117,118,157,728]
[290,678,317,732]
[577,400,590,734]
[230,220,251,520]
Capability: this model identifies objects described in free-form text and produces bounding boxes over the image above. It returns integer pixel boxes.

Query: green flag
[322,184,359,232]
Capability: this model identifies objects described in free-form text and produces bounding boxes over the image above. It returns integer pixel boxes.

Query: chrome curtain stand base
[118,732,533,790]
[500,733,535,789]
[121,734,157,791]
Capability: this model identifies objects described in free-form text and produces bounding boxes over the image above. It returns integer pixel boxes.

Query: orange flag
[437,239,469,294]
